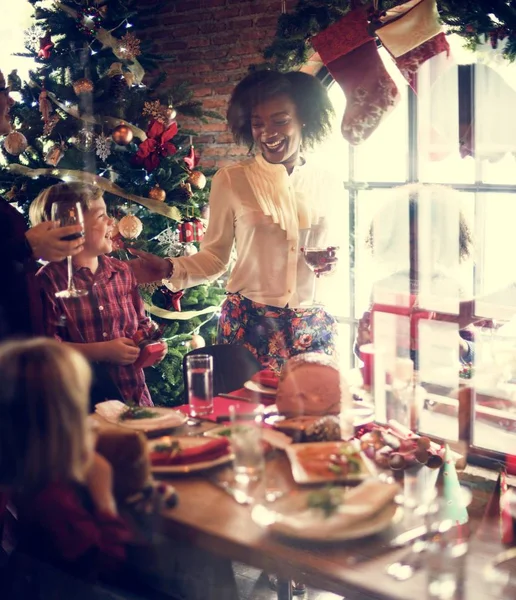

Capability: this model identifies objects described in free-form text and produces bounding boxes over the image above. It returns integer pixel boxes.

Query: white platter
[148,436,233,474]
[285,441,376,485]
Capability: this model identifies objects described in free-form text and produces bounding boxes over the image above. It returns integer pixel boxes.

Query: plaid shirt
[38,255,153,406]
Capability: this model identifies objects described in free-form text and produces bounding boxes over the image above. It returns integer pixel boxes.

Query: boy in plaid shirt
[31,182,166,406]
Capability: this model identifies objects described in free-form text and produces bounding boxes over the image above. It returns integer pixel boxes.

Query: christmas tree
[0,0,226,406]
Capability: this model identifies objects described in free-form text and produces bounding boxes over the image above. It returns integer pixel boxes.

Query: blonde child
[0,338,130,582]
[30,182,166,407]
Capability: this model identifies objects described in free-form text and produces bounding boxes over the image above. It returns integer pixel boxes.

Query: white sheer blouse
[166,154,344,309]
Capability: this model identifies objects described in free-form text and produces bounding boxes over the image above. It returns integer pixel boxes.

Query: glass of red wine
[51,201,88,298]
[301,229,339,306]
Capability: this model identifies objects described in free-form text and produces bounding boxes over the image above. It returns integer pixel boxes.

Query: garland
[264,0,516,71]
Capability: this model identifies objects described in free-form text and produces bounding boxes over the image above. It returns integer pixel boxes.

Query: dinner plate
[244,380,277,396]
[285,441,376,485]
[251,490,400,541]
[204,424,292,450]
[148,436,234,474]
[95,400,187,432]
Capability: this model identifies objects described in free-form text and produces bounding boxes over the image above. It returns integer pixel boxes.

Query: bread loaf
[275,353,351,417]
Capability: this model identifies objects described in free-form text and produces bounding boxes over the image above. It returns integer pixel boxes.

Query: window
[324,38,516,464]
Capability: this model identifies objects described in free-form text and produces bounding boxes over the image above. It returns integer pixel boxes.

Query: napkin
[272,479,400,538]
[150,438,230,466]
[252,369,280,389]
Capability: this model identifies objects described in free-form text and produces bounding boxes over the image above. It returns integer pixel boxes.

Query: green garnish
[120,407,159,421]
[153,440,180,453]
[215,425,251,438]
[306,487,344,517]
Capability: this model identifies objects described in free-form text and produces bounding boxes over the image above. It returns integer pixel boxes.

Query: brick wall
[139,0,323,170]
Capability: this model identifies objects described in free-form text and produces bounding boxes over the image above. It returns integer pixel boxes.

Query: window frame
[319,64,516,470]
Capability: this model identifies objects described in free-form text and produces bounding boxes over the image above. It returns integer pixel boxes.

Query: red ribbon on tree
[163,288,184,312]
[38,32,54,59]
[133,119,178,172]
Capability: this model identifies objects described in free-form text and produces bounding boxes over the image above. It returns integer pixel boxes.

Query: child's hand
[155,341,168,364]
[105,338,140,365]
[85,452,118,517]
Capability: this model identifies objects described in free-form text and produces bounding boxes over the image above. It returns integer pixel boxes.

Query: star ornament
[133,119,178,173]
[38,32,54,59]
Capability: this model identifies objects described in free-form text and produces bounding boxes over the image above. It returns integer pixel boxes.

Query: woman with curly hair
[131,69,343,371]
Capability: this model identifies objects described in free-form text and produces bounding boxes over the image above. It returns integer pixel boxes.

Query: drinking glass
[301,229,338,305]
[229,405,265,484]
[51,201,88,298]
[186,354,214,417]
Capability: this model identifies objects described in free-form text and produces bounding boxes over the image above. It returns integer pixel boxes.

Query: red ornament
[191,217,204,242]
[133,118,178,172]
[178,219,194,243]
[184,145,199,170]
[163,289,184,312]
[38,32,54,59]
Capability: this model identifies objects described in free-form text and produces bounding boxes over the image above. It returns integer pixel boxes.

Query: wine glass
[51,201,88,298]
[301,229,338,305]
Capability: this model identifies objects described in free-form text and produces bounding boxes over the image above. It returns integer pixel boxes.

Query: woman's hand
[26,222,84,262]
[104,338,140,365]
[128,248,173,284]
[155,341,168,364]
[85,452,118,517]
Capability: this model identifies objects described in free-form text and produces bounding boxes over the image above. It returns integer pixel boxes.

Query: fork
[386,539,427,581]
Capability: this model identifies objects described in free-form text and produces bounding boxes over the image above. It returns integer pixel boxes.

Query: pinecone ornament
[110,74,128,101]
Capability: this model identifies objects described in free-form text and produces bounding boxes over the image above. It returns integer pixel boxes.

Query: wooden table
[155,448,506,600]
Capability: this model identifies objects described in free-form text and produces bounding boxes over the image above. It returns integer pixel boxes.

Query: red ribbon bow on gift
[133,119,178,172]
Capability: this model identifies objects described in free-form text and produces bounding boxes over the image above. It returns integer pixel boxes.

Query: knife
[210,478,254,505]
[388,525,428,549]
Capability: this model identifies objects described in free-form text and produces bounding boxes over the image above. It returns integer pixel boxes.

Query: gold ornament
[190,334,205,349]
[123,71,135,87]
[148,184,166,202]
[112,123,133,146]
[3,131,28,156]
[45,142,66,166]
[187,170,207,190]
[142,100,169,124]
[118,214,143,239]
[114,32,141,61]
[43,114,60,137]
[74,129,95,152]
[73,77,94,95]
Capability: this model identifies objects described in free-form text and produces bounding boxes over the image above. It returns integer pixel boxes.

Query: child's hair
[29,181,103,226]
[0,338,92,491]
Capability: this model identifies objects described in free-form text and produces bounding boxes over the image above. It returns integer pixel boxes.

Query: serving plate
[95,400,187,433]
[251,487,400,541]
[244,380,277,396]
[204,424,292,450]
[285,441,376,485]
[148,436,233,474]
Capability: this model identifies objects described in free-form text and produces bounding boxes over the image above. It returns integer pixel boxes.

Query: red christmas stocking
[396,32,451,92]
[375,0,450,92]
[312,9,400,145]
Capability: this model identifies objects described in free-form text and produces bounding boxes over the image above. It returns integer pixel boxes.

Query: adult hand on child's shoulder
[26,221,84,262]
[85,452,118,517]
[105,337,141,365]
[128,248,173,284]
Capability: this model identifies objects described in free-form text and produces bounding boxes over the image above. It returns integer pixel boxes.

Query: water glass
[229,405,265,484]
[186,354,213,417]
[425,499,470,600]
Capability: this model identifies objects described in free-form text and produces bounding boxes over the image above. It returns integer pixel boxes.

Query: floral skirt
[217,293,337,373]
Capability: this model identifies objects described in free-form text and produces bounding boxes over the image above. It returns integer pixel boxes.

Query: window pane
[418,63,475,184]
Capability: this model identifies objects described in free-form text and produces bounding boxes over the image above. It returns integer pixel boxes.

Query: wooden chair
[182,344,261,402]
